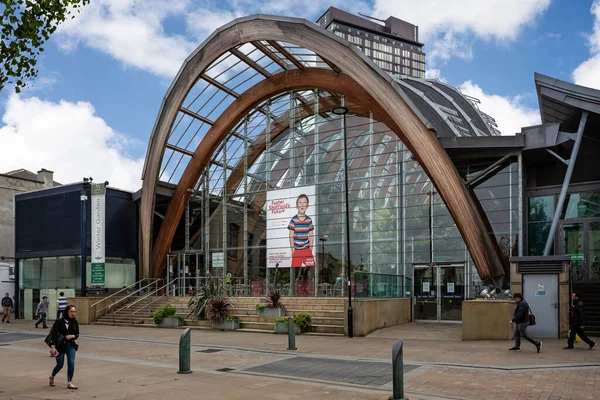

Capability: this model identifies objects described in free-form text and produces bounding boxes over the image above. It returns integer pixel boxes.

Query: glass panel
[562,192,600,219]
[440,266,464,321]
[589,222,600,281]
[529,196,554,222]
[563,223,584,281]
[528,222,551,256]
[414,266,437,320]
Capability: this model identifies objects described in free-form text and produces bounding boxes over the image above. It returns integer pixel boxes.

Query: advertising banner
[266,186,316,268]
[91,183,106,285]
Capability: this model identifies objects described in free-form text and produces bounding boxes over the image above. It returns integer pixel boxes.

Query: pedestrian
[35,295,49,328]
[48,305,79,389]
[1,293,13,323]
[564,292,596,350]
[509,293,542,353]
[56,292,68,319]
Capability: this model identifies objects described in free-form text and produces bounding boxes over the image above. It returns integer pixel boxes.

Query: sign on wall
[266,186,316,268]
[91,183,106,285]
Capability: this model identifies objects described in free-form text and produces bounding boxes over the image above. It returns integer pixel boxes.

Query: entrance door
[561,220,600,281]
[523,274,559,338]
[414,266,437,320]
[414,264,464,322]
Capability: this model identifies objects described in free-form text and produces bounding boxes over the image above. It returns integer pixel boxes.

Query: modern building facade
[316,7,426,78]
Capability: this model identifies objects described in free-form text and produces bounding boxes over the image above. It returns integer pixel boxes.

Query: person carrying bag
[46,305,80,390]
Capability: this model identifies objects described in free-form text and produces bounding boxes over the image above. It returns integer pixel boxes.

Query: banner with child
[266,186,316,268]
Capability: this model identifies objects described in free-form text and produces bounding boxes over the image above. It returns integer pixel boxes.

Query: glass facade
[171,90,520,297]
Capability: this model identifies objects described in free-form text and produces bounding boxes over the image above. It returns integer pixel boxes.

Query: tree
[1,0,90,93]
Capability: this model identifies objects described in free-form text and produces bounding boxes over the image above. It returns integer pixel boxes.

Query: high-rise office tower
[316,7,426,78]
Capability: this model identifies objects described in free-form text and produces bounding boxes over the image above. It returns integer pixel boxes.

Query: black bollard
[287,316,297,351]
[389,340,406,400]
[178,328,192,374]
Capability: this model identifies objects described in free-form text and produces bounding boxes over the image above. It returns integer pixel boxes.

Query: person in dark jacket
[48,305,80,389]
[509,293,542,353]
[1,293,13,323]
[565,292,596,350]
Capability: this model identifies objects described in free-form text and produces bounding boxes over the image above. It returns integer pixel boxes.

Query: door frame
[560,217,600,281]
[522,273,560,338]
[413,262,465,323]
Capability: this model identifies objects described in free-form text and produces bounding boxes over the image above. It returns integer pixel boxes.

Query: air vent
[517,262,564,274]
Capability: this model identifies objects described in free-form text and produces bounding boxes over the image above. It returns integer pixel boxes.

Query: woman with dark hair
[48,305,80,389]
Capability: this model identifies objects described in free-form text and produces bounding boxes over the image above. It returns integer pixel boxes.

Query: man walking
[509,293,542,353]
[57,292,68,319]
[564,292,596,350]
[35,295,49,328]
[1,293,13,323]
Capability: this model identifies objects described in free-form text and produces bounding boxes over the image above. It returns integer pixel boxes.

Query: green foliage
[274,317,289,325]
[225,316,241,323]
[207,297,232,324]
[293,312,312,331]
[255,304,265,314]
[153,305,178,325]
[266,291,285,310]
[187,278,225,320]
[1,0,90,93]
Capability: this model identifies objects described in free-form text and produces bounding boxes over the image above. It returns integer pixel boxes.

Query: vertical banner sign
[266,186,316,268]
[91,183,106,286]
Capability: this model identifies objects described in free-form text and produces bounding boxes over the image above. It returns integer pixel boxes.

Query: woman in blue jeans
[48,305,80,389]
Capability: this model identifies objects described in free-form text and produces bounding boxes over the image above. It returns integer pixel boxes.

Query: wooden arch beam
[142,17,505,283]
[150,68,504,282]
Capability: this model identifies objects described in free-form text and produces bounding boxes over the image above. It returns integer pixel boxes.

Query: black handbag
[44,329,67,353]
[528,307,537,326]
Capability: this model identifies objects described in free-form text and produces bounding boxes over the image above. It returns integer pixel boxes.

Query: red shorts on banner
[291,248,315,267]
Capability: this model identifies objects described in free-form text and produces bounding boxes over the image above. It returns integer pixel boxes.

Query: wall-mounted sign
[212,252,224,269]
[91,183,106,285]
[422,282,430,292]
[447,283,455,293]
[571,254,584,261]
[535,290,547,296]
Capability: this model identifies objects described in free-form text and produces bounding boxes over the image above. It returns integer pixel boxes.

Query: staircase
[572,282,600,336]
[228,297,345,336]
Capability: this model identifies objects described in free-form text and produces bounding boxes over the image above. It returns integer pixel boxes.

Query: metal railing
[108,279,162,323]
[352,273,412,299]
[90,278,156,321]
[128,278,178,324]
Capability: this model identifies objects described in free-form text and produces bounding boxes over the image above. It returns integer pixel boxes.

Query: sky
[1,0,599,191]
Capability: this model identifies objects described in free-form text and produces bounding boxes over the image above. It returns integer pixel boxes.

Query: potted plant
[153,305,183,327]
[274,317,300,334]
[208,297,236,329]
[218,316,241,330]
[257,291,285,317]
[293,312,312,333]
[187,277,225,320]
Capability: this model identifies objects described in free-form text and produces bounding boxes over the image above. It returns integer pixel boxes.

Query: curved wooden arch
[142,16,505,282]
[150,67,505,281]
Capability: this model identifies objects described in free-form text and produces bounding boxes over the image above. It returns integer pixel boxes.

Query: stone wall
[344,298,411,337]
[462,300,515,340]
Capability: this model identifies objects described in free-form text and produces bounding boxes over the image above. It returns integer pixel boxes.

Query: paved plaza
[0,320,598,399]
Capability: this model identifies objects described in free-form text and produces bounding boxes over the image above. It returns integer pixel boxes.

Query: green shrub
[293,312,312,331]
[153,305,178,325]
[225,316,241,323]
[255,304,266,314]
[274,317,289,325]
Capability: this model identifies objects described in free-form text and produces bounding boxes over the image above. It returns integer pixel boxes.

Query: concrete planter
[259,308,285,317]
[161,317,183,327]
[212,321,240,330]
[275,321,300,334]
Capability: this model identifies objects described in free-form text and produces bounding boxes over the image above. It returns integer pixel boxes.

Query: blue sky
[1,0,599,190]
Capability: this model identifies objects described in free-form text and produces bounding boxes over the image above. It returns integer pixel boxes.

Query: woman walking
[48,305,80,389]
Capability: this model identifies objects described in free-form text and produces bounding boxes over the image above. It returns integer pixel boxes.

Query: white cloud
[0,96,143,191]
[573,0,600,90]
[374,0,550,64]
[56,0,196,78]
[458,81,540,136]
[424,68,445,82]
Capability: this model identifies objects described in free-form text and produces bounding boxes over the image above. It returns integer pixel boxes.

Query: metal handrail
[109,279,161,323]
[128,278,178,324]
[91,278,152,320]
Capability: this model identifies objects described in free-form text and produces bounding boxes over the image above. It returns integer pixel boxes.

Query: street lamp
[332,105,353,338]
[319,235,328,296]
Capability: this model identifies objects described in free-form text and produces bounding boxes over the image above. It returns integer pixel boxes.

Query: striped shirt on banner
[288,215,314,250]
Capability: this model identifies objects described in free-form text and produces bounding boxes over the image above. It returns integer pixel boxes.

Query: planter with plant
[258,291,285,317]
[187,277,225,320]
[208,297,237,329]
[293,312,312,333]
[212,316,241,330]
[274,317,300,334]
[153,305,183,327]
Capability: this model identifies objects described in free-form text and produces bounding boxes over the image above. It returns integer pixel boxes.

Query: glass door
[439,265,464,321]
[413,265,437,320]
[562,222,585,281]
[588,222,600,281]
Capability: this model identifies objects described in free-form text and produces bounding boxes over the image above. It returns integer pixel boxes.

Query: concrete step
[230,308,344,318]
[232,315,343,326]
